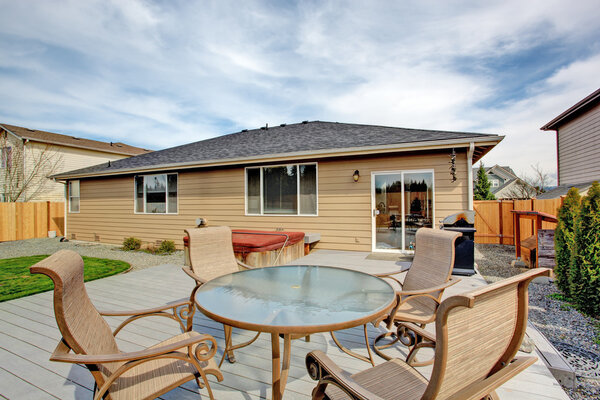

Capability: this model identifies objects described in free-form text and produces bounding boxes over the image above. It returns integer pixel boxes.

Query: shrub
[474,162,495,200]
[569,181,600,317]
[554,187,580,297]
[156,240,176,254]
[122,237,141,251]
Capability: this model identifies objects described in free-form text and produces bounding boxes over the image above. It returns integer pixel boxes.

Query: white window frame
[371,169,435,253]
[491,179,499,187]
[68,180,80,213]
[1,146,12,169]
[134,173,179,214]
[245,162,318,216]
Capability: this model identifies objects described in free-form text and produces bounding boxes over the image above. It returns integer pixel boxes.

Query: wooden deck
[0,254,569,399]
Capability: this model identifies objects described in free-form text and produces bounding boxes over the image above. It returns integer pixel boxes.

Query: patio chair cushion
[108,331,219,400]
[325,358,428,400]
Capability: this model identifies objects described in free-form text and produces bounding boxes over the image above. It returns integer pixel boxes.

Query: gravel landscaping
[0,237,184,271]
[475,243,600,400]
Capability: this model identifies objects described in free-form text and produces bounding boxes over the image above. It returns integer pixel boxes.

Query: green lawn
[0,255,130,302]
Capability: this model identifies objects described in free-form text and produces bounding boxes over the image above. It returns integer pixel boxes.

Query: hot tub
[232,230,305,267]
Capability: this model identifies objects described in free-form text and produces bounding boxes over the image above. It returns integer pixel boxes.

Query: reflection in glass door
[403,172,434,250]
[373,171,434,252]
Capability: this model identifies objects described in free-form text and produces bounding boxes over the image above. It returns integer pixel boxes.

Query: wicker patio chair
[306,268,551,400]
[372,227,462,365]
[183,226,260,365]
[31,250,223,400]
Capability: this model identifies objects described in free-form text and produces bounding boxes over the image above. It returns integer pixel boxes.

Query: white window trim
[1,146,12,169]
[245,163,319,216]
[134,173,179,214]
[68,180,80,213]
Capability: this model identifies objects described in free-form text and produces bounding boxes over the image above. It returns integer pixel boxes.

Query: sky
[1,0,600,185]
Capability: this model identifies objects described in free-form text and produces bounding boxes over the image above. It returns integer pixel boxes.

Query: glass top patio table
[195,265,395,400]
[194,265,396,334]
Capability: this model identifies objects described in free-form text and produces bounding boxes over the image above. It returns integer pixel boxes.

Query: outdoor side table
[194,265,396,400]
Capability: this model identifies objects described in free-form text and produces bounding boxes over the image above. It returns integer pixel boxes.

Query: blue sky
[1,0,600,184]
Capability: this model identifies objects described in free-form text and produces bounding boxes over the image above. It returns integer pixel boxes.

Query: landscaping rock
[0,238,184,271]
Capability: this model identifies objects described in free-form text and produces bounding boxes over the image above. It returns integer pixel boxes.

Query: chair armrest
[446,356,537,400]
[182,266,207,284]
[397,277,461,297]
[51,334,217,364]
[98,299,192,317]
[306,350,384,400]
[397,322,436,342]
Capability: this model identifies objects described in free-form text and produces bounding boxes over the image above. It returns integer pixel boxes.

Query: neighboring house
[472,164,535,199]
[539,88,600,199]
[53,121,503,253]
[0,123,152,202]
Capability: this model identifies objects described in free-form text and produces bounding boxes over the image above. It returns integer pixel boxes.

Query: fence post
[47,201,51,234]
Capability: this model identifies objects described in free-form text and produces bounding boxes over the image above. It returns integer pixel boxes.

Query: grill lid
[442,211,475,227]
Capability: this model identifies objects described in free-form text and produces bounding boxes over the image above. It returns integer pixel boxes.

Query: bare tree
[504,163,550,199]
[1,132,63,202]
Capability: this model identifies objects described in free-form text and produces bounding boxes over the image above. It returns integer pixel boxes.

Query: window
[491,179,499,187]
[68,180,80,213]
[1,146,12,169]
[135,173,178,214]
[246,163,317,215]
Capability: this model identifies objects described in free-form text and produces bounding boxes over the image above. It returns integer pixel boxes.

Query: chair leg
[373,323,428,362]
[372,331,399,361]
[406,341,435,367]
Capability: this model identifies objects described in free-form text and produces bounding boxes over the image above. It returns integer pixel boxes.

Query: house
[53,121,503,253]
[472,164,536,199]
[539,88,600,199]
[0,123,152,202]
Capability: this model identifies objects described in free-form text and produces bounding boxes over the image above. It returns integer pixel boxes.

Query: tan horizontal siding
[22,142,133,202]
[558,103,600,184]
[67,150,470,251]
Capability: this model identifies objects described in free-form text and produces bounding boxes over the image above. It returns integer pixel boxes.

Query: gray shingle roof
[54,121,501,179]
[535,180,598,199]
[1,123,152,156]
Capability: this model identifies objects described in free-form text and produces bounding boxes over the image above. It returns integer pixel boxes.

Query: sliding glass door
[372,170,434,252]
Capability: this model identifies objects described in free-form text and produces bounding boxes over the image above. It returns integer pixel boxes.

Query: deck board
[0,258,569,399]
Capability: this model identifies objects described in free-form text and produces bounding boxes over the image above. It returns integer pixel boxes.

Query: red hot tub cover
[231,230,305,253]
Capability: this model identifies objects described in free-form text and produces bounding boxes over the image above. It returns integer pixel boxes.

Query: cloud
[0,0,599,182]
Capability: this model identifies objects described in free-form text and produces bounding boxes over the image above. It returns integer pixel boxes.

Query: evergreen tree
[474,163,495,200]
[554,187,580,297]
[569,181,600,317]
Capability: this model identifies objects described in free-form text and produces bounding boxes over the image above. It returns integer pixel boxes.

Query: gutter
[540,88,600,131]
[467,142,475,211]
[15,136,147,157]
[54,135,504,180]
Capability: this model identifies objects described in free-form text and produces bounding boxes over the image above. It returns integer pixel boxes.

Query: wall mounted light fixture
[353,170,360,182]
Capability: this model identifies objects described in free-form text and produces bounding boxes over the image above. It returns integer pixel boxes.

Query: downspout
[467,142,475,211]
[63,181,68,239]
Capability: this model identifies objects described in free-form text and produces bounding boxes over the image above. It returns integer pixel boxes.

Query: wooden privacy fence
[474,198,564,245]
[0,201,64,242]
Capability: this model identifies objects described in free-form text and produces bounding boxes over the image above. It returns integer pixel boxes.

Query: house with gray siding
[539,88,600,199]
